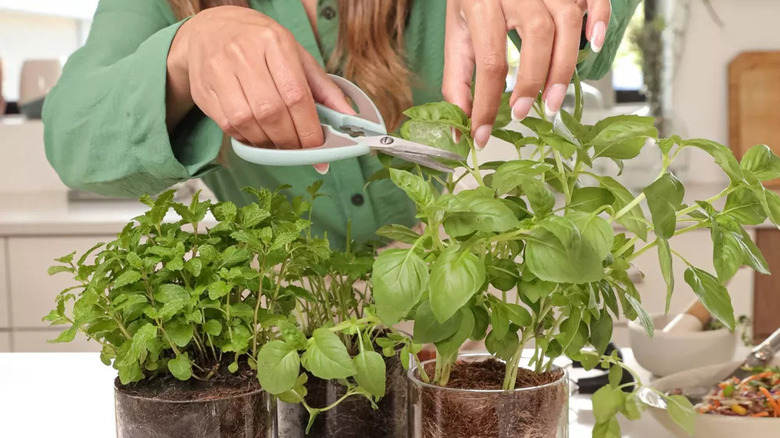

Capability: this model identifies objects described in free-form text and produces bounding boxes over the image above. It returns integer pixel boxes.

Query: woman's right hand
[166,6,354,153]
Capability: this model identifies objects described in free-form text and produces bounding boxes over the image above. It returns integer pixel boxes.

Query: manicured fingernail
[591,21,606,53]
[451,127,461,143]
[314,163,329,175]
[511,97,535,122]
[474,125,492,150]
[544,84,567,118]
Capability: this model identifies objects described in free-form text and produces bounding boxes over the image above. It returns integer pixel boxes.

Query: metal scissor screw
[380,136,395,145]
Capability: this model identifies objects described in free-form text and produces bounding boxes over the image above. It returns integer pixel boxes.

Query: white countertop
[0,349,671,438]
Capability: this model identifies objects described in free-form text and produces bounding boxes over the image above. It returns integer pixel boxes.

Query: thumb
[298,47,356,115]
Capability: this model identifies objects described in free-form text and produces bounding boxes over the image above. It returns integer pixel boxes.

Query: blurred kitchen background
[1,0,779,353]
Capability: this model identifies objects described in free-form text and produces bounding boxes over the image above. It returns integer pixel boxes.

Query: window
[0,3,95,107]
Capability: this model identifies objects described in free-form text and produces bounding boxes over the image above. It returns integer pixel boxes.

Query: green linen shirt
[43,0,638,248]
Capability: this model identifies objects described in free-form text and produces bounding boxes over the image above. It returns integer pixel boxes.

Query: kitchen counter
[0,349,671,437]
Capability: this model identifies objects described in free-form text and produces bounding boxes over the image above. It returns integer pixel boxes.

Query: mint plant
[44,187,320,384]
[372,80,780,436]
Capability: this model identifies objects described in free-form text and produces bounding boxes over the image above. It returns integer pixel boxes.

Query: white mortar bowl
[629,313,737,377]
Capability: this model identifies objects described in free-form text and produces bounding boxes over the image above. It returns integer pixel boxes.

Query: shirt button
[321,6,337,20]
[351,194,365,206]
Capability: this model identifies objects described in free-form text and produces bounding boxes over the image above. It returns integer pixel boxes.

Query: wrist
[166,18,195,130]
[168,19,192,86]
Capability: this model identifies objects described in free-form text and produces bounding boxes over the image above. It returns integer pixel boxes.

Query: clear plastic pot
[115,379,275,438]
[408,354,569,438]
[277,353,408,437]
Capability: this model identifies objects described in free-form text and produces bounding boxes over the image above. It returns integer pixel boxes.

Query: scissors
[231,75,462,173]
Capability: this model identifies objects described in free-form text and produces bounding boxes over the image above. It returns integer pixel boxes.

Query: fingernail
[451,127,462,143]
[314,163,329,175]
[474,125,492,150]
[544,84,567,118]
[511,97,535,122]
[591,21,606,53]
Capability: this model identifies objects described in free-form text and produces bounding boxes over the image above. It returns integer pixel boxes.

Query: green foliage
[46,184,420,427]
[45,189,321,384]
[371,82,779,438]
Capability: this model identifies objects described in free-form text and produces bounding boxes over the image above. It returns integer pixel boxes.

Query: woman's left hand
[442,0,611,149]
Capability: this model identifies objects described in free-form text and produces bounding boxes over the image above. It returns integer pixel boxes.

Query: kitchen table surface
[0,349,673,437]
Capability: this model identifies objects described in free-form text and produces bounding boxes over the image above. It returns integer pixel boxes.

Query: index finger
[464,0,508,150]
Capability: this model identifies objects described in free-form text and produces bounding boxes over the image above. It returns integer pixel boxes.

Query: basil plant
[371,86,780,436]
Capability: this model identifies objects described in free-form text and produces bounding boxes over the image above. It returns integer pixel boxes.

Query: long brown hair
[168,0,412,130]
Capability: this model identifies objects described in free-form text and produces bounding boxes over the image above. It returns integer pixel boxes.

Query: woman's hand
[443,0,611,149]
[166,6,354,157]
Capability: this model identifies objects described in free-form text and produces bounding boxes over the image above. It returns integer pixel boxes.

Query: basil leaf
[372,249,428,325]
[625,295,654,338]
[592,385,627,423]
[569,187,615,213]
[257,340,301,394]
[723,187,766,225]
[740,144,780,181]
[589,312,613,355]
[353,350,386,398]
[301,328,357,380]
[390,169,435,207]
[434,308,475,362]
[590,115,657,159]
[442,189,521,236]
[712,217,769,282]
[375,224,421,245]
[680,139,744,183]
[592,418,621,438]
[657,239,675,314]
[597,176,648,241]
[413,301,462,343]
[491,161,554,196]
[665,394,696,436]
[643,173,684,240]
[429,248,486,323]
[485,329,519,361]
[470,306,490,341]
[684,267,736,330]
[524,216,606,284]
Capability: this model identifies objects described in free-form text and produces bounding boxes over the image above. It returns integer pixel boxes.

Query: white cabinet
[12,330,100,352]
[0,238,8,328]
[7,236,114,329]
[0,331,10,351]
[630,230,755,320]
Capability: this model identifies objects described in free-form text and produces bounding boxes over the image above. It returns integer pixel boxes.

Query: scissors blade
[364,136,463,161]
[383,150,456,173]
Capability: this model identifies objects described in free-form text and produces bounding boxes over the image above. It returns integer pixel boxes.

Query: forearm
[166,19,195,131]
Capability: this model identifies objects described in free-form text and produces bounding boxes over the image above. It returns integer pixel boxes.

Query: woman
[43,0,635,247]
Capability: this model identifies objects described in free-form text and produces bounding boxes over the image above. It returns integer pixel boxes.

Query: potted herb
[44,188,315,437]
[372,82,780,437]
[255,183,419,437]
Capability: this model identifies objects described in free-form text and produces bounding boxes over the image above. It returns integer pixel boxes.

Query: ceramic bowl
[648,358,780,437]
[629,314,737,377]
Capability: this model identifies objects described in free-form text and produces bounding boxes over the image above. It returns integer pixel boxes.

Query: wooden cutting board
[729,51,780,187]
